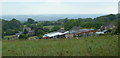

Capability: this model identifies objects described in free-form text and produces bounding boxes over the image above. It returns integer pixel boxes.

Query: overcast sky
[0,0,119,15]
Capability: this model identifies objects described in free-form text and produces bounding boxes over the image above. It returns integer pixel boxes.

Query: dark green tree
[35,29,45,39]
[19,34,28,39]
[117,19,120,34]
[43,27,50,33]
[51,26,60,31]
[9,18,22,29]
[27,18,35,24]
[36,29,45,36]
[23,29,28,34]
[2,18,22,36]
[64,19,81,30]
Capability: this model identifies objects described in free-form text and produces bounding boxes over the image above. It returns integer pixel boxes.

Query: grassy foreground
[0,41,2,57]
[2,35,118,56]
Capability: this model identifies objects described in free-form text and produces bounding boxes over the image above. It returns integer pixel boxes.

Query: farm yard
[2,35,118,56]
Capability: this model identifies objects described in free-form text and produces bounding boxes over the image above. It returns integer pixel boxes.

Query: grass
[4,35,16,38]
[2,35,118,56]
[0,41,2,57]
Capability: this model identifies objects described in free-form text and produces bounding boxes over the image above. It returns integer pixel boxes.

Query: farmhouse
[95,23,117,35]
[28,30,35,36]
[15,31,22,37]
[100,23,116,31]
[23,27,31,31]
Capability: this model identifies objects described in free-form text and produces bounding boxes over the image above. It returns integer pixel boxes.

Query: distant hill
[0,14,103,21]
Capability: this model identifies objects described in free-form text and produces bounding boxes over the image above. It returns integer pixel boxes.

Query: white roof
[43,32,65,37]
[63,31,69,34]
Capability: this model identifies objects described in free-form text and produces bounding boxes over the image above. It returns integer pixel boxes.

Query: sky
[0,0,119,15]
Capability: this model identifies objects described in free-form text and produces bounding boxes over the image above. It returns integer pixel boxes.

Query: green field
[0,41,2,57]
[2,35,118,56]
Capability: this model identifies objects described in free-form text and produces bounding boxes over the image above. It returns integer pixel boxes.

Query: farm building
[43,28,108,39]
[42,31,69,39]
[15,31,22,37]
[43,26,97,39]
[95,30,108,35]
[23,27,31,31]
[42,25,109,39]
[28,30,35,36]
[57,29,66,33]
[65,29,97,38]
[100,23,116,31]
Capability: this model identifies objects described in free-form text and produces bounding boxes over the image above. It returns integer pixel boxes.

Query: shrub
[19,34,28,39]
[38,35,43,39]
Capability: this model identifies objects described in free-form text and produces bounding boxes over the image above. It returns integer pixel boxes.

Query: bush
[19,34,28,39]
[51,26,60,32]
[38,35,43,39]
[35,29,45,36]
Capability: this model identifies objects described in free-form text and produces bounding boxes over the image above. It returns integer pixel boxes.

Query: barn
[65,29,97,38]
[42,31,69,39]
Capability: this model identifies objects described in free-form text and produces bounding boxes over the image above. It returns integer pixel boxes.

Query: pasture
[2,35,118,56]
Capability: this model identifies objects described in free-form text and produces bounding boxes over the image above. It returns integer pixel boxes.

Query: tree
[2,19,22,36]
[9,18,22,29]
[29,23,43,30]
[116,19,120,34]
[43,27,50,33]
[64,19,81,30]
[57,18,69,23]
[51,26,60,31]
[35,29,45,39]
[23,29,28,34]
[27,18,35,24]
[35,29,45,36]
[19,34,28,39]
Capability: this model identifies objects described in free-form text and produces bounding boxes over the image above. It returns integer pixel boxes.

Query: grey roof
[57,29,66,33]
[15,33,21,35]
[71,26,80,30]
[69,29,94,34]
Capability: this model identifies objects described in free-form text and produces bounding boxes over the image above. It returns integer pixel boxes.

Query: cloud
[1,1,118,15]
